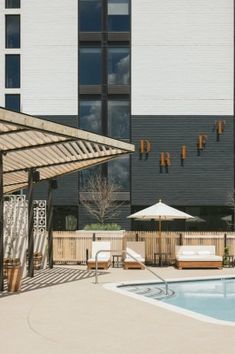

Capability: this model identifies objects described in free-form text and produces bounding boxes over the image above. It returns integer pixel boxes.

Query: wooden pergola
[0,108,135,290]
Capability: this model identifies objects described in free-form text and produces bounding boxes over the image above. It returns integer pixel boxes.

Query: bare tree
[80,174,123,225]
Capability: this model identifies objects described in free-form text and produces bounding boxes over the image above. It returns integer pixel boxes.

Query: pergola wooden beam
[0,108,135,289]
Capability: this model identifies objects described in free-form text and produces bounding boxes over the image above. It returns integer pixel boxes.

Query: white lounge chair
[175,245,222,269]
[123,241,145,270]
[87,241,111,270]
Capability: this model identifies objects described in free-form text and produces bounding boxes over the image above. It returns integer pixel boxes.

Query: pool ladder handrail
[94,249,169,295]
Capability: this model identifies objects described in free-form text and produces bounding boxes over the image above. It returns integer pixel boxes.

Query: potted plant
[34,251,43,270]
[223,246,230,267]
[4,232,22,292]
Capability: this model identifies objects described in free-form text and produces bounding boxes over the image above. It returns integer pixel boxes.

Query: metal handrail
[94,249,169,295]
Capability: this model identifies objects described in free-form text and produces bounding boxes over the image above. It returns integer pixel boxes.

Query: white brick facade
[131,0,234,115]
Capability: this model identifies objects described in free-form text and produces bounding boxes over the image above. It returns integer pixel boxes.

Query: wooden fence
[53,231,235,264]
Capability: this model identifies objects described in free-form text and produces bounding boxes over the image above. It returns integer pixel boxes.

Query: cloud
[109,54,129,85]
[80,102,101,133]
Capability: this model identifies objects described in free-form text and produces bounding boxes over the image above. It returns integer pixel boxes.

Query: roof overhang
[0,108,135,194]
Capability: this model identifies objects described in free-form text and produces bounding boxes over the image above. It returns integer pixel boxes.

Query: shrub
[83,223,121,231]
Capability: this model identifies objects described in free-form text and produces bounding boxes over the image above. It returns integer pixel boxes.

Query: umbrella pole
[159,217,162,266]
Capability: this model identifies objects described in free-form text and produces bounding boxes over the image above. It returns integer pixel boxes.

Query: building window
[108,48,129,85]
[108,0,130,32]
[80,48,102,85]
[5,94,20,112]
[53,206,78,231]
[108,100,129,139]
[5,0,20,8]
[5,15,20,48]
[80,100,102,134]
[108,156,130,191]
[5,54,20,88]
[79,0,102,32]
[80,165,102,191]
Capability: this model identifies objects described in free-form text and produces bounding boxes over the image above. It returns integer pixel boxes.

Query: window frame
[5,54,20,88]
[79,47,102,85]
[5,94,20,112]
[5,15,20,49]
[5,0,20,8]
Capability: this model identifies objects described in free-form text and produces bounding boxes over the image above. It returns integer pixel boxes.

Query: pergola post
[47,179,57,269]
[0,152,4,291]
[27,169,40,277]
[28,169,34,277]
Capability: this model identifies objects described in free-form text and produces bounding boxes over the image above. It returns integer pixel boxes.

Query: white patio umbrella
[128,200,194,261]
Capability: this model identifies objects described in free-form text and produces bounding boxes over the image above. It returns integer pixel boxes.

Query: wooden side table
[112,255,123,268]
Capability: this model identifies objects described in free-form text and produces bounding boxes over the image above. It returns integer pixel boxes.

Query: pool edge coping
[103,274,235,327]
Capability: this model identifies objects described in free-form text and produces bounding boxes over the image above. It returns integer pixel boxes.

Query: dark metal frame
[78,0,131,228]
[48,179,58,268]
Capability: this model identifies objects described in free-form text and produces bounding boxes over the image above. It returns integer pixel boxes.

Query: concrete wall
[131,0,234,115]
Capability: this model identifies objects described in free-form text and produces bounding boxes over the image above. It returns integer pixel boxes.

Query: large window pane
[80,100,102,134]
[80,165,102,191]
[6,15,20,48]
[80,48,101,85]
[108,48,129,85]
[108,100,129,139]
[5,0,20,8]
[80,0,101,32]
[108,0,130,32]
[5,94,20,112]
[108,156,130,191]
[5,54,20,88]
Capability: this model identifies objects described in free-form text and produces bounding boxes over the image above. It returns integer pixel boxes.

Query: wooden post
[179,233,183,245]
[224,233,227,248]
[48,180,53,269]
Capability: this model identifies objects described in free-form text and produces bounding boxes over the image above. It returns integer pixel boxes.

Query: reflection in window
[53,206,78,231]
[108,48,129,85]
[108,100,129,139]
[80,48,102,85]
[108,156,130,191]
[6,15,20,48]
[5,0,20,8]
[80,165,102,191]
[5,54,20,88]
[80,0,101,32]
[80,100,102,134]
[5,94,20,112]
[108,0,130,32]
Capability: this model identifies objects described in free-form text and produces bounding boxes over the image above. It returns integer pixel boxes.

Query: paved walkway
[1,265,235,354]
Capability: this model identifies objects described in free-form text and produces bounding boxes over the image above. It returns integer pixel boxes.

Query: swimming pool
[105,276,235,326]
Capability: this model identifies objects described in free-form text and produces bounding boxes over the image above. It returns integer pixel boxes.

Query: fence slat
[53,231,234,264]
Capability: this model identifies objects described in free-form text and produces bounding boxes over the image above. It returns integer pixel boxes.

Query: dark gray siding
[32,173,79,206]
[38,115,78,128]
[131,116,234,206]
[28,115,79,205]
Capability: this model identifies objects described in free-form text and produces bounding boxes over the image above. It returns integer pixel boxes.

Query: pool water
[122,278,235,322]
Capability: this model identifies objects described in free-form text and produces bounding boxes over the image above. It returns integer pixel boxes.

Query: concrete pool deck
[1,265,235,354]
